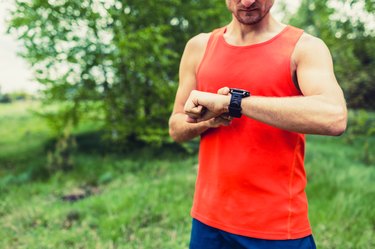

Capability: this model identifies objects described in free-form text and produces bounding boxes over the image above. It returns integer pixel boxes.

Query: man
[169,0,347,248]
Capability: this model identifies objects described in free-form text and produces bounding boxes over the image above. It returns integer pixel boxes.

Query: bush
[344,110,375,165]
[0,94,12,103]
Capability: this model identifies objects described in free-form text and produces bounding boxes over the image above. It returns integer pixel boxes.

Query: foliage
[346,110,375,137]
[0,94,12,103]
[7,0,229,148]
[6,0,375,151]
[344,109,375,165]
[290,0,375,109]
[0,88,34,103]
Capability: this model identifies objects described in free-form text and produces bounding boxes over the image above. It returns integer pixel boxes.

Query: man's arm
[184,34,347,136]
[240,34,347,135]
[169,33,231,143]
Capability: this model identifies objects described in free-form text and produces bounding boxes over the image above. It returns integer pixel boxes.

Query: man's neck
[224,14,285,46]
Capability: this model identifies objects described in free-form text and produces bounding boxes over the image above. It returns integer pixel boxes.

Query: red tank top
[191,25,311,240]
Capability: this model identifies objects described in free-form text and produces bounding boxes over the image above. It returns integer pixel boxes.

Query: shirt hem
[191,211,312,240]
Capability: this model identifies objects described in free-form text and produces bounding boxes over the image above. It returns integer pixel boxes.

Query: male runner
[169,1,347,248]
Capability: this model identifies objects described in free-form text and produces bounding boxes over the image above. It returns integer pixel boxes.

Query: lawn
[0,101,374,249]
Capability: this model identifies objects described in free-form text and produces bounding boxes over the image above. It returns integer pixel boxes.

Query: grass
[0,101,51,185]
[0,101,374,248]
[305,135,375,249]
[0,155,196,249]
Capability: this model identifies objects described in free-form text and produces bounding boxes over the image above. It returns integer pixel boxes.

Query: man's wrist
[222,95,231,113]
[228,88,250,118]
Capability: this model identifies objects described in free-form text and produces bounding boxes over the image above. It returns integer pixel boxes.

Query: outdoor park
[0,0,374,248]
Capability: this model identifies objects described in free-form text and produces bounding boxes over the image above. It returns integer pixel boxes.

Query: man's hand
[217,87,231,96]
[184,90,230,123]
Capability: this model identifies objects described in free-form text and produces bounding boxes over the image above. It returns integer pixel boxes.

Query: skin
[169,0,347,143]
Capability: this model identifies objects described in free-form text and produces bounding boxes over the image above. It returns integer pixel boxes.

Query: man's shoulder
[296,32,329,53]
[294,31,331,62]
[186,32,212,51]
[181,32,214,71]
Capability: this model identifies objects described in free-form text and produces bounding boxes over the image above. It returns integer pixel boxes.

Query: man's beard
[233,8,271,25]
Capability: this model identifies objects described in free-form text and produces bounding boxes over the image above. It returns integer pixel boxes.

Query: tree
[8,0,374,159]
[7,0,229,150]
[290,0,375,109]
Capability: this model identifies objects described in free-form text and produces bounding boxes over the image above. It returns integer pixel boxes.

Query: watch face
[230,88,250,97]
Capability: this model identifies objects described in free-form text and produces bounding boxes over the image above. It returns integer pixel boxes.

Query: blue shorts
[189,219,317,249]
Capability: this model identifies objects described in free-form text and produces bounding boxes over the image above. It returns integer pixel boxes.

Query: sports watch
[228,88,250,118]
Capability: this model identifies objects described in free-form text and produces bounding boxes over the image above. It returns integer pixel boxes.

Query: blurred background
[0,0,374,248]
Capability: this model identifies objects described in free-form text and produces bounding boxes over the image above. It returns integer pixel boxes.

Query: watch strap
[229,93,243,118]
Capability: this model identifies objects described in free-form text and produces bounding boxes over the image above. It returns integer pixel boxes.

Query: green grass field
[0,101,374,249]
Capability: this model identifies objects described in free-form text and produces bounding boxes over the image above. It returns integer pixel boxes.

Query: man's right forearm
[169,113,210,143]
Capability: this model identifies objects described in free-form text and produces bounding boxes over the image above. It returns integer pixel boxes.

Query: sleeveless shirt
[191,25,312,240]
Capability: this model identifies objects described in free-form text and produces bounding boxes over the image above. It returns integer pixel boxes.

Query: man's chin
[236,17,262,25]
[233,12,261,25]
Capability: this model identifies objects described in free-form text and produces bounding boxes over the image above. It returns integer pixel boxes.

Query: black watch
[228,88,250,118]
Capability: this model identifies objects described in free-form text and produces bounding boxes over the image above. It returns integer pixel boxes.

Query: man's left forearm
[241,95,347,136]
[184,90,347,136]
